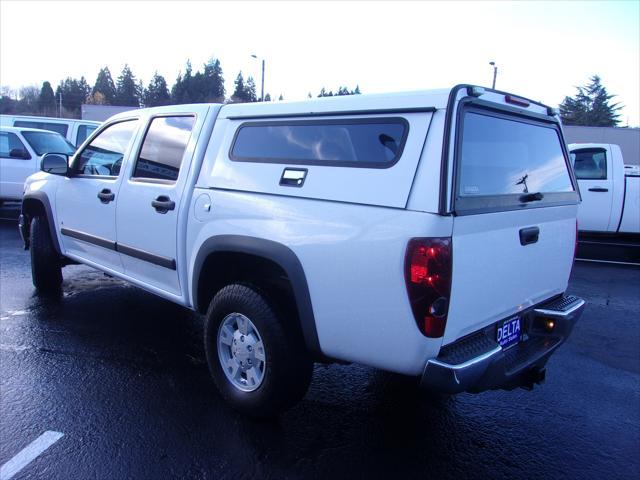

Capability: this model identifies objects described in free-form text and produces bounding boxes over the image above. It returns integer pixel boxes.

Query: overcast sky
[1,1,638,125]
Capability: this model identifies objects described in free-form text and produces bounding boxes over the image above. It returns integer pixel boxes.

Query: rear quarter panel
[187,189,452,375]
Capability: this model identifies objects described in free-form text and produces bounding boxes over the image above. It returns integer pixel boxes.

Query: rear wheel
[30,216,62,292]
[204,283,313,417]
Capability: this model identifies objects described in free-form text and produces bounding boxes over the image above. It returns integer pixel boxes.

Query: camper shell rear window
[454,105,578,214]
[230,117,409,168]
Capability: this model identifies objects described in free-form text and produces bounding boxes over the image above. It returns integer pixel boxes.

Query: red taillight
[405,238,452,337]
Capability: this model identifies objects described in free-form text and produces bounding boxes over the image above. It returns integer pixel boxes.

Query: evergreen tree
[245,76,258,102]
[318,85,361,97]
[202,57,225,102]
[230,72,247,103]
[115,64,141,106]
[560,75,622,126]
[142,72,171,107]
[171,61,194,104]
[55,77,91,116]
[278,94,284,101]
[92,67,117,105]
[38,81,56,116]
[264,93,272,102]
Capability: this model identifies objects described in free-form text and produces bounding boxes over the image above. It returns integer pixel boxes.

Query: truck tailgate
[443,99,580,345]
[444,206,576,344]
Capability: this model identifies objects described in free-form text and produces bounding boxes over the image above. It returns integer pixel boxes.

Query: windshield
[21,131,75,156]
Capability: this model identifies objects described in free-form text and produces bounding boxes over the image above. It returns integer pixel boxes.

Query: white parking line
[0,431,64,480]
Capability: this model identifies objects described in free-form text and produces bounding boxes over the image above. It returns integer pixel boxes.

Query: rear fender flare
[191,235,321,357]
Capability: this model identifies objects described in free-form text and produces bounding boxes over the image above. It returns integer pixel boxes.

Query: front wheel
[204,284,313,417]
[30,216,62,292]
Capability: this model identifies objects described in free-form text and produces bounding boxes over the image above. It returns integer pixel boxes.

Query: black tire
[204,283,313,417]
[30,216,62,292]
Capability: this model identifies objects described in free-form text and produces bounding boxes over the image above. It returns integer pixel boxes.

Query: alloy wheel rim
[217,312,266,392]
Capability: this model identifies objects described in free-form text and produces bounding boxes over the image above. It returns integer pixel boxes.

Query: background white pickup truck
[19,85,585,416]
[569,143,640,234]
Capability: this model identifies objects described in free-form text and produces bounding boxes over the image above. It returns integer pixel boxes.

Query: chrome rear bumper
[420,295,585,394]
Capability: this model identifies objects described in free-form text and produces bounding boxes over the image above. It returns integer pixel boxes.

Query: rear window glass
[570,148,607,180]
[14,120,68,137]
[230,118,408,167]
[21,131,75,156]
[458,112,573,197]
[76,124,98,146]
[133,116,195,182]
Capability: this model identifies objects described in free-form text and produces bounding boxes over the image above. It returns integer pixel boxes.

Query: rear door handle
[519,226,539,246]
[588,187,609,192]
[97,189,115,203]
[151,195,175,214]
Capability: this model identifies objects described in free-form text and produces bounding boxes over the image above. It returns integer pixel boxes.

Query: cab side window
[572,149,607,180]
[0,132,29,159]
[73,120,138,177]
[132,116,195,183]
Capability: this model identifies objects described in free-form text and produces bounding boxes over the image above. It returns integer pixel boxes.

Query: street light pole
[251,54,265,101]
[489,61,497,89]
[260,59,265,102]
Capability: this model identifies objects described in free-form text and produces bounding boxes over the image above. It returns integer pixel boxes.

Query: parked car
[0,115,100,147]
[19,85,584,416]
[569,143,640,234]
[0,126,75,202]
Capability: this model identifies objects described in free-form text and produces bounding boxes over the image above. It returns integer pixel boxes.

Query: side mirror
[41,153,69,176]
[9,148,30,160]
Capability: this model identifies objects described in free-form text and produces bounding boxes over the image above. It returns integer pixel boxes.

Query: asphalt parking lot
[1,206,639,480]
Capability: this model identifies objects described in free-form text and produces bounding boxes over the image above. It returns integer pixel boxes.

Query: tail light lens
[405,238,452,337]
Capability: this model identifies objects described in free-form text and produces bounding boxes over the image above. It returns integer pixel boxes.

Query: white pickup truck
[569,143,640,235]
[18,85,585,416]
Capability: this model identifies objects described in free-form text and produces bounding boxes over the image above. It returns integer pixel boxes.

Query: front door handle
[151,195,175,214]
[519,226,540,246]
[588,187,609,192]
[97,189,115,203]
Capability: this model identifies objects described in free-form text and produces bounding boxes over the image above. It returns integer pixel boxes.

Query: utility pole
[251,54,266,101]
[489,61,497,89]
[260,58,265,102]
[59,89,63,118]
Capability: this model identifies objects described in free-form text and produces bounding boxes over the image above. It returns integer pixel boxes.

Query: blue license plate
[497,316,522,349]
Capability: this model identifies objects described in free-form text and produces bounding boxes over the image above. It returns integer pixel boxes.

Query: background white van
[0,115,100,148]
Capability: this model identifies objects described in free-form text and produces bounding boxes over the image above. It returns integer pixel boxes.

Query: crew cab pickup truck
[18,85,585,416]
[569,143,640,235]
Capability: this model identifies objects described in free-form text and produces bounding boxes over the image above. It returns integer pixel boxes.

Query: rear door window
[14,120,68,137]
[455,108,577,213]
[132,116,195,183]
[570,148,607,180]
[230,118,408,168]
